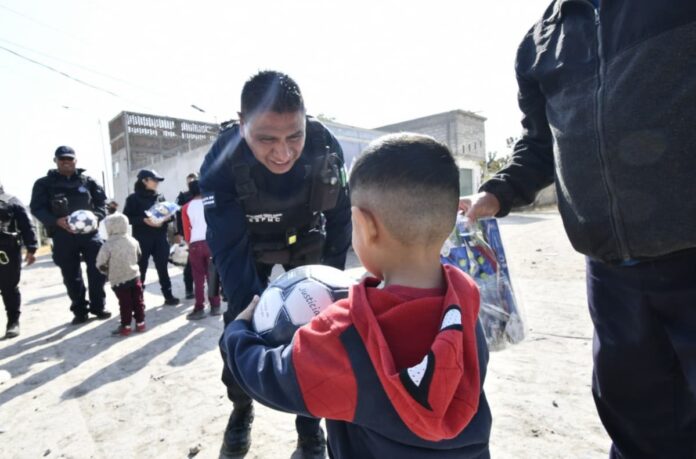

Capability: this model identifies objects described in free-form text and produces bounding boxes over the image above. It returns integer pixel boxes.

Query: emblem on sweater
[246,213,282,223]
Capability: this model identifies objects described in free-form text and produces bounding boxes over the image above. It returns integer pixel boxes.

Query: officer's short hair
[349,133,460,247]
[241,71,304,119]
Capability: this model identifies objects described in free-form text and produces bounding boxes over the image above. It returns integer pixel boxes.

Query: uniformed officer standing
[200,71,352,459]
[0,180,38,338]
[123,169,180,305]
[30,146,111,324]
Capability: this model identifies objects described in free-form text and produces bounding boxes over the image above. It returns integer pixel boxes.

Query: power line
[0,44,121,97]
[0,3,89,43]
[0,36,179,102]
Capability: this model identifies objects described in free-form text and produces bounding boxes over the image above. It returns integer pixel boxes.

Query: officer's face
[55,156,77,176]
[143,178,160,191]
[241,111,306,175]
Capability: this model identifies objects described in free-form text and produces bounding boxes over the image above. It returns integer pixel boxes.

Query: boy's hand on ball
[236,295,260,322]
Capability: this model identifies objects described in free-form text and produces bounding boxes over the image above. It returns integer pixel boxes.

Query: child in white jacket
[96,213,146,336]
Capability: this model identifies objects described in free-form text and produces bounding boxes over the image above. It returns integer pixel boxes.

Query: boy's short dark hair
[241,71,305,119]
[349,133,460,246]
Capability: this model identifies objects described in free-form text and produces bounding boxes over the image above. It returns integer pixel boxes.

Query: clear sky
[0,0,552,203]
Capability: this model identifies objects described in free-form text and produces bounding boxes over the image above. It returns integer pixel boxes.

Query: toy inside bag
[441,215,525,351]
[145,201,179,225]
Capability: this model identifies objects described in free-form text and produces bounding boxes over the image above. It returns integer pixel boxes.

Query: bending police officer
[200,71,351,459]
[30,146,111,324]
[0,180,38,338]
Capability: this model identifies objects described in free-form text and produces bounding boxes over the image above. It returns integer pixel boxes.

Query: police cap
[137,169,165,181]
[54,146,76,159]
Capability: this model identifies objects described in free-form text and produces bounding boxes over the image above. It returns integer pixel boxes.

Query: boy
[181,179,221,319]
[221,133,492,458]
[96,213,146,336]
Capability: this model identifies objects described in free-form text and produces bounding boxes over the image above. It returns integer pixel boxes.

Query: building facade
[377,110,486,195]
[109,112,219,204]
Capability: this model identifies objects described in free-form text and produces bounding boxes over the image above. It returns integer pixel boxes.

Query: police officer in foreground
[200,71,351,459]
[0,180,38,338]
[30,146,111,324]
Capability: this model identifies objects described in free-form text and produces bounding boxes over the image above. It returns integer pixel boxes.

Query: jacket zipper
[593,8,630,260]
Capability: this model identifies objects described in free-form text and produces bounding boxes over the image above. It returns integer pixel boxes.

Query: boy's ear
[351,206,379,243]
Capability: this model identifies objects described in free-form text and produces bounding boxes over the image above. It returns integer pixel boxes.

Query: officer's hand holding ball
[56,216,75,234]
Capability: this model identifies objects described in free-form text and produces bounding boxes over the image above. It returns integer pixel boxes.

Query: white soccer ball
[169,243,189,266]
[146,201,179,221]
[67,210,98,234]
[252,265,354,346]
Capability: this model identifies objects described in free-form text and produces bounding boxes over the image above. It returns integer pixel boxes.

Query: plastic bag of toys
[441,215,525,351]
[145,201,179,225]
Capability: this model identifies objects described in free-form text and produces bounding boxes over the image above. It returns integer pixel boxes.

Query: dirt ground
[0,210,610,458]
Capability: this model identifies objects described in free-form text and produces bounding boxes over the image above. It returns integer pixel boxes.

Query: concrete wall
[112,143,211,206]
[376,110,486,164]
[377,110,485,194]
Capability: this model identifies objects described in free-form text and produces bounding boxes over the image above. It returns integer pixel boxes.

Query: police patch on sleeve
[202,193,216,209]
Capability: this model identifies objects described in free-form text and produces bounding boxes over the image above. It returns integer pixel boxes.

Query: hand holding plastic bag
[145,201,179,225]
[441,215,525,351]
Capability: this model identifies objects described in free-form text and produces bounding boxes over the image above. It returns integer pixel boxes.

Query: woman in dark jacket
[123,169,179,305]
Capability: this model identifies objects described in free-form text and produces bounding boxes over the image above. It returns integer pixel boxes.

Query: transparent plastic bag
[441,215,525,351]
[145,201,179,225]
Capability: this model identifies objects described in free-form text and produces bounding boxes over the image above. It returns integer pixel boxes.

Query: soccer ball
[169,243,189,266]
[67,210,98,234]
[252,265,354,346]
[146,201,179,222]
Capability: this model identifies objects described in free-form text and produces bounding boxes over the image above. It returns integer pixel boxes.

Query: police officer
[0,181,38,338]
[30,146,111,324]
[200,71,351,459]
[174,172,199,300]
[123,169,180,305]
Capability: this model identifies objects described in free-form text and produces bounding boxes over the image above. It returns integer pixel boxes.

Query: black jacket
[123,189,170,239]
[481,0,696,262]
[0,188,38,253]
[200,117,352,317]
[174,190,193,236]
[30,169,106,233]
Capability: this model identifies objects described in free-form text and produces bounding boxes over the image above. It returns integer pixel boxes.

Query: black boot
[297,427,327,459]
[164,295,180,306]
[5,321,19,339]
[220,404,254,457]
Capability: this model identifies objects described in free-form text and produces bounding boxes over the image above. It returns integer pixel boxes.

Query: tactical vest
[0,193,19,259]
[230,117,345,266]
[0,193,16,234]
[48,173,95,218]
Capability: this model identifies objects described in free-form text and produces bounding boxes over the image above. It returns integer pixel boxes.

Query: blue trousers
[587,249,696,459]
[135,233,172,298]
[52,230,106,316]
